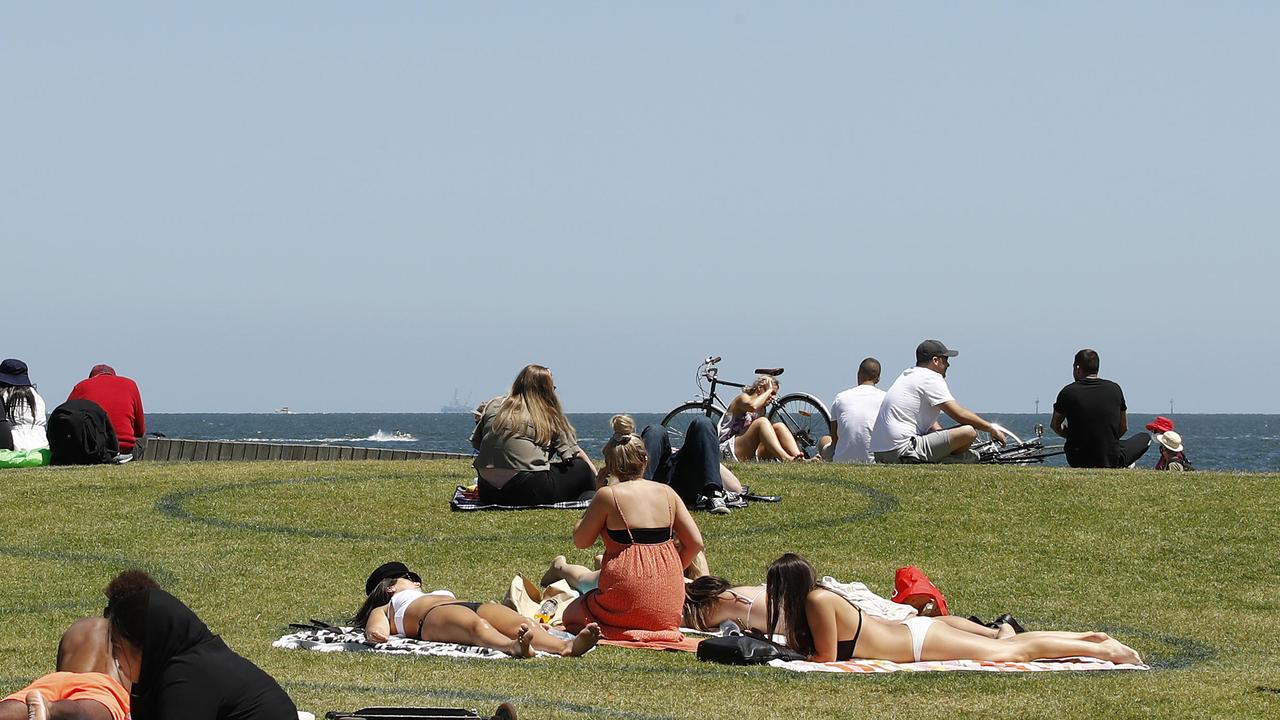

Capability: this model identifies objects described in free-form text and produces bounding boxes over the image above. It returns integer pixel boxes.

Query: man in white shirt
[870,340,1006,464]
[828,358,887,463]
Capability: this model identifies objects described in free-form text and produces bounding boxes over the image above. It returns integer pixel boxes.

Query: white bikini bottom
[901,616,935,662]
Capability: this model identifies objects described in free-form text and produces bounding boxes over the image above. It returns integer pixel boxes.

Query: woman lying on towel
[354,562,601,658]
[683,576,1019,639]
[561,415,706,642]
[765,554,1143,665]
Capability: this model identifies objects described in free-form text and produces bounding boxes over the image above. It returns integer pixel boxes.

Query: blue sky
[4,2,1277,413]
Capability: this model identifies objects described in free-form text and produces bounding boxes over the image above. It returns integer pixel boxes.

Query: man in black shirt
[1050,349,1152,468]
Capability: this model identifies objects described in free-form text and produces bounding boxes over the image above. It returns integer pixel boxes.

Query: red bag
[891,566,949,616]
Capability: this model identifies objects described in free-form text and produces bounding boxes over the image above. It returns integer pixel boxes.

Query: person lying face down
[353,561,601,658]
[0,617,130,720]
[103,570,298,720]
[765,553,1143,665]
[683,575,1022,641]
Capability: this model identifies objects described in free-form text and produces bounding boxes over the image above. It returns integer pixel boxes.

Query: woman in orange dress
[562,415,705,642]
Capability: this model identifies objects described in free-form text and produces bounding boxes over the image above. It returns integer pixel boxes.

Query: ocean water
[147,412,1279,473]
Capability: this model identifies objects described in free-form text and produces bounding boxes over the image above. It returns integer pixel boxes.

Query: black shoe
[993,613,1026,634]
[967,615,986,627]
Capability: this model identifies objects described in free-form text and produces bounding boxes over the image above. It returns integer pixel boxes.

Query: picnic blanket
[273,625,579,659]
[768,656,1149,673]
[450,485,592,512]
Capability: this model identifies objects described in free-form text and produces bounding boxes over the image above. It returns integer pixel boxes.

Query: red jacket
[68,373,145,451]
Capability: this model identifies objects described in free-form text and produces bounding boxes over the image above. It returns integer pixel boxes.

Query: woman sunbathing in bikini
[765,553,1143,665]
[683,575,1020,639]
[353,562,601,658]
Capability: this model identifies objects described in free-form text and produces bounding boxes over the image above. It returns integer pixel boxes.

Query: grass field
[3,459,1279,719]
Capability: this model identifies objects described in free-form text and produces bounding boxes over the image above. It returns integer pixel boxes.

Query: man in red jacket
[67,365,145,454]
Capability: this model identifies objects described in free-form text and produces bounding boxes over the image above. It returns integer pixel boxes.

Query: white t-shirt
[2,387,47,452]
[869,367,954,453]
[830,384,886,463]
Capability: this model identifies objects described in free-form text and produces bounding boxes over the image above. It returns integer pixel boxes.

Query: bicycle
[661,356,832,459]
[974,424,1065,464]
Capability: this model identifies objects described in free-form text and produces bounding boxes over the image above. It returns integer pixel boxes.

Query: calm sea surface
[148,413,1279,473]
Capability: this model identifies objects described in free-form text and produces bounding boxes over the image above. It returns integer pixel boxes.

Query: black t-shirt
[1053,378,1127,468]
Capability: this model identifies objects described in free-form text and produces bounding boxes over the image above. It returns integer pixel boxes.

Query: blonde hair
[490,365,577,447]
[600,414,648,482]
[744,375,777,396]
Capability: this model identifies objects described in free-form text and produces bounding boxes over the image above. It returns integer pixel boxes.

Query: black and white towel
[273,626,573,660]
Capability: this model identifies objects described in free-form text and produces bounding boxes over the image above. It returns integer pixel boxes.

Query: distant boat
[275,407,293,414]
[440,389,472,414]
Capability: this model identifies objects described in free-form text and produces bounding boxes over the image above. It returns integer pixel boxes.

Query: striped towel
[450,484,592,511]
[768,656,1149,673]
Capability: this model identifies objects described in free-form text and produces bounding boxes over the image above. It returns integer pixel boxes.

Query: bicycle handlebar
[705,355,721,365]
[989,423,1022,445]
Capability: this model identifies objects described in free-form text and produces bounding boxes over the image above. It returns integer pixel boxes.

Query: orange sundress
[580,494,686,643]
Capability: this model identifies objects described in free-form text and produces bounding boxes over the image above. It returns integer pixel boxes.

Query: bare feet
[1104,638,1143,665]
[540,556,568,587]
[509,624,535,658]
[995,623,1016,640]
[26,691,49,720]
[564,622,601,657]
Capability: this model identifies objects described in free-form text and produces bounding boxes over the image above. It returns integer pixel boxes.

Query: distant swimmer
[1051,349,1152,468]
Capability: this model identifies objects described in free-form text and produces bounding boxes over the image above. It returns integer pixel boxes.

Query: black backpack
[46,399,119,465]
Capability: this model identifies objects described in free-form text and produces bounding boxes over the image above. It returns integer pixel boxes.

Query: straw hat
[1156,431,1184,453]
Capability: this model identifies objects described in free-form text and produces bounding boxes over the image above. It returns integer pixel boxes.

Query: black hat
[0,358,31,386]
[365,562,420,596]
[915,340,958,364]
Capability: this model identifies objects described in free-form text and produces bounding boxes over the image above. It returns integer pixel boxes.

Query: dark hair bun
[104,569,160,601]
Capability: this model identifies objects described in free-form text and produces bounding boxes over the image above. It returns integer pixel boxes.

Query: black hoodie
[130,589,297,720]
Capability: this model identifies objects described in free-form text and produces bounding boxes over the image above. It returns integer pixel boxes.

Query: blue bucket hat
[0,359,31,386]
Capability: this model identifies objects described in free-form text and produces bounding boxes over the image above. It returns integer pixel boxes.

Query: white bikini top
[727,586,766,630]
[386,587,456,636]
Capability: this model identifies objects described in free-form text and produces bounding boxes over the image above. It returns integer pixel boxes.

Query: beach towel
[272,626,582,659]
[600,636,703,653]
[768,656,1149,674]
[450,485,592,511]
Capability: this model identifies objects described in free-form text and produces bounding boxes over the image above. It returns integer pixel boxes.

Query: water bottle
[719,619,743,636]
[534,597,559,624]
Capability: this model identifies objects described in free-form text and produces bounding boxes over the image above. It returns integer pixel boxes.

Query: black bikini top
[835,606,864,660]
[606,526,672,544]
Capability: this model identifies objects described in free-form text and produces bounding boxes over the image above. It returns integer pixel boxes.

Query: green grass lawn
[4,459,1279,719]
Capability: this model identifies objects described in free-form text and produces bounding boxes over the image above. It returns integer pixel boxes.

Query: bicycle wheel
[768,393,832,458]
[661,403,724,448]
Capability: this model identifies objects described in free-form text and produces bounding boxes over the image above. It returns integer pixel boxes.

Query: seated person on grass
[1,618,129,720]
[765,553,1142,665]
[723,375,819,461]
[354,562,600,658]
[560,416,705,643]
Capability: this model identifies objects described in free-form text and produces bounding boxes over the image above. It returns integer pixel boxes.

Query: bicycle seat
[754,367,784,376]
